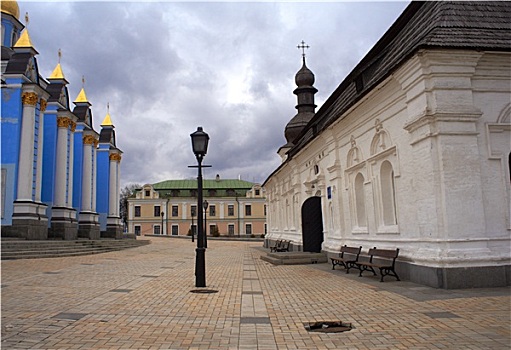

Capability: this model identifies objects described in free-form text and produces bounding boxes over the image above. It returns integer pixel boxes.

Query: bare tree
[119,183,141,232]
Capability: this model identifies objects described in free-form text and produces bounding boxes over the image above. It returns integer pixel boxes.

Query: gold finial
[25,11,29,26]
[101,102,114,127]
[49,49,65,79]
[74,75,88,103]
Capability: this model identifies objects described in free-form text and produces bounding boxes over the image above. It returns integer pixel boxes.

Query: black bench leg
[358,265,377,277]
[379,268,400,282]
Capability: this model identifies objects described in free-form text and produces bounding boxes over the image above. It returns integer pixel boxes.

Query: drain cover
[304,321,352,333]
[190,289,218,294]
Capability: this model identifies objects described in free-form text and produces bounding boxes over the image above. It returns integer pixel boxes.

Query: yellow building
[127,176,266,237]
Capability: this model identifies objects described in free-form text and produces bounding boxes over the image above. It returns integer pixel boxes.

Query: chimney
[216,174,220,182]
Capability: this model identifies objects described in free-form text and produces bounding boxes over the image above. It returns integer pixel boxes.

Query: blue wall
[1,81,22,225]
[96,145,110,230]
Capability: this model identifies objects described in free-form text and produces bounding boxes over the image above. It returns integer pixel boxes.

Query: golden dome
[1,0,20,19]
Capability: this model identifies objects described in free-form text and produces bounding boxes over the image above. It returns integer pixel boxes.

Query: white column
[92,142,97,211]
[81,135,94,211]
[54,117,69,206]
[16,92,38,201]
[67,122,75,207]
[108,153,120,216]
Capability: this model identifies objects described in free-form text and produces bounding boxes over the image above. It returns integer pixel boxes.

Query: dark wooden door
[301,196,323,253]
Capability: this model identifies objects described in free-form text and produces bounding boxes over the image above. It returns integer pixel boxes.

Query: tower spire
[283,41,317,146]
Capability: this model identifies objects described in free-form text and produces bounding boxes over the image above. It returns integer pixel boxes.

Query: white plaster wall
[265,49,511,269]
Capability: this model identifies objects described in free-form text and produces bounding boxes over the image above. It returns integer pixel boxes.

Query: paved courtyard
[1,236,510,349]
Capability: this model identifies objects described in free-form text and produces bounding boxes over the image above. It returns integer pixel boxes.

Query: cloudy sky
[20,0,410,187]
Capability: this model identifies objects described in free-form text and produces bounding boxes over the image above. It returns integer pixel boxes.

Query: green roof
[152,179,255,190]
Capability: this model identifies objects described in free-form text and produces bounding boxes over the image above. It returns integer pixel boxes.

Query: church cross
[297,40,309,58]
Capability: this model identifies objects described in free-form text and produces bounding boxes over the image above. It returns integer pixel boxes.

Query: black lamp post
[203,200,209,249]
[160,211,164,235]
[190,126,210,288]
[191,206,195,242]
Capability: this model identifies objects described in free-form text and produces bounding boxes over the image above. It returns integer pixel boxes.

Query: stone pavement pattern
[1,236,510,349]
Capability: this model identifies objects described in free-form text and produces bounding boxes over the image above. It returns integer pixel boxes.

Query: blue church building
[1,1,123,240]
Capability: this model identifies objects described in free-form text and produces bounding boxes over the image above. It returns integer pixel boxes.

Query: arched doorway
[301,196,323,252]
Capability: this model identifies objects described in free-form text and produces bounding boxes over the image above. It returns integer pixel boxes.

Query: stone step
[260,251,328,265]
[1,240,150,260]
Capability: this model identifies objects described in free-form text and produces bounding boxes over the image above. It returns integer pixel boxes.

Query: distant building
[263,1,511,288]
[1,1,123,239]
[128,176,266,237]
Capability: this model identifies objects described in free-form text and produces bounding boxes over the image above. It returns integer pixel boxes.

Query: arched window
[380,161,397,225]
[355,173,366,227]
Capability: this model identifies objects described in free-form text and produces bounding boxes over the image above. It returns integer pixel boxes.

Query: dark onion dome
[295,60,315,87]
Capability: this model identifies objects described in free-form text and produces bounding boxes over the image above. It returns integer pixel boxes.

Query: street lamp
[203,200,209,249]
[190,126,210,288]
[160,211,164,235]
[191,206,195,242]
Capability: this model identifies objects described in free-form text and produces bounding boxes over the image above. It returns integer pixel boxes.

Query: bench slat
[356,247,400,282]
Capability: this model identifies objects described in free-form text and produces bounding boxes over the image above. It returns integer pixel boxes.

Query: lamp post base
[195,247,206,287]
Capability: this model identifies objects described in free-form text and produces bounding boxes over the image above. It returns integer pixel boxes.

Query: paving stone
[1,237,510,349]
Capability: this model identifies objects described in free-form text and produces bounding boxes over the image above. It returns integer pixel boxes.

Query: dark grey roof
[46,83,65,103]
[99,128,116,146]
[1,46,14,61]
[286,1,511,159]
[4,52,31,74]
[72,105,93,127]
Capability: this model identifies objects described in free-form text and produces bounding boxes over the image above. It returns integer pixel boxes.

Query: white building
[263,1,511,288]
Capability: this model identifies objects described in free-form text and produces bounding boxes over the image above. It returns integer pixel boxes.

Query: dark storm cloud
[21,0,409,186]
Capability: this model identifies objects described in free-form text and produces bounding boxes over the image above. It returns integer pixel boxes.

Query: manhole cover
[304,321,353,333]
[190,289,218,294]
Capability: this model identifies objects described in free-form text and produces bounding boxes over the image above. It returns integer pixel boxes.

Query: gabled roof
[285,1,511,160]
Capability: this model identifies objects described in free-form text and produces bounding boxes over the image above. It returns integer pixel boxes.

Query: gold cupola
[1,0,20,19]
[101,103,114,127]
[74,76,90,104]
[48,49,66,81]
[13,12,37,53]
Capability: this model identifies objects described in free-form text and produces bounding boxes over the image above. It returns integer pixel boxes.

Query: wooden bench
[330,245,362,274]
[270,240,283,252]
[270,240,290,252]
[356,248,400,282]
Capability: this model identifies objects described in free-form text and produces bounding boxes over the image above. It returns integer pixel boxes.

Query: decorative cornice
[57,116,71,128]
[83,135,96,145]
[22,92,38,106]
[109,153,122,162]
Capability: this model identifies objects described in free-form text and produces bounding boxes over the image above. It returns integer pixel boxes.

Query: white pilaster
[108,153,119,216]
[16,92,37,201]
[81,135,93,211]
[54,117,69,206]
[92,142,97,211]
[67,122,75,207]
